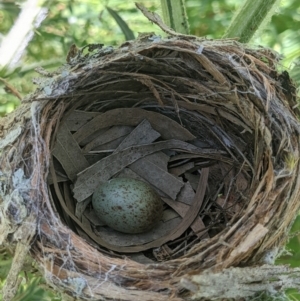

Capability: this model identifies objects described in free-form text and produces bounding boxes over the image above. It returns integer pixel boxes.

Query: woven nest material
[1,35,300,301]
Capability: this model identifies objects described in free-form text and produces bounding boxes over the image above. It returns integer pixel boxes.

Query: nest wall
[1,36,300,300]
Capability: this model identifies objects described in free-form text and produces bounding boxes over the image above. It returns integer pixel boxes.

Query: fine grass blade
[106,6,135,41]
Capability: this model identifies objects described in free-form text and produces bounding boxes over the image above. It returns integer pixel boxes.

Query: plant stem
[0,0,47,69]
[160,0,189,34]
[223,0,280,43]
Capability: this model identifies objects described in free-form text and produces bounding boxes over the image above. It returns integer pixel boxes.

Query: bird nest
[1,34,300,300]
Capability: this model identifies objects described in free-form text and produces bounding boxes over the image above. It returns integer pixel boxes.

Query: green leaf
[106,6,135,41]
[290,67,300,89]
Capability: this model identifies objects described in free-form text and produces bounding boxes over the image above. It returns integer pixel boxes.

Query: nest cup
[1,35,300,300]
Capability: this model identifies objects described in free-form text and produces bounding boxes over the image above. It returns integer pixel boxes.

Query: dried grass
[1,35,300,300]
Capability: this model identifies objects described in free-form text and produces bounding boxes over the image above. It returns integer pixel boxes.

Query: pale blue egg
[92,178,163,234]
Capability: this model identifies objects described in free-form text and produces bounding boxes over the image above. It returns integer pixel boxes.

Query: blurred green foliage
[0,0,300,299]
[0,275,61,301]
[277,215,300,268]
[0,248,61,300]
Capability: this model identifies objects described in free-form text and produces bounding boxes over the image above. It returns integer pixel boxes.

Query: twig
[2,214,36,301]
[0,77,22,100]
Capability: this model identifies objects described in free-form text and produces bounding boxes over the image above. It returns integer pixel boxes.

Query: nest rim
[1,35,300,300]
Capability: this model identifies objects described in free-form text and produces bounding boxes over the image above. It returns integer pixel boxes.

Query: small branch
[0,78,22,100]
[0,0,47,69]
[135,3,195,39]
[223,0,280,43]
[181,264,300,299]
[2,214,36,301]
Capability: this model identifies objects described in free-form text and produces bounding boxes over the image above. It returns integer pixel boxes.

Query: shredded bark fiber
[1,34,300,301]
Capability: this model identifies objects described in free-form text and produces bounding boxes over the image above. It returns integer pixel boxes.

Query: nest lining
[49,106,246,257]
[1,35,300,300]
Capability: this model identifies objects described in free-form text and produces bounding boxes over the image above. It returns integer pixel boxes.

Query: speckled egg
[92,178,163,234]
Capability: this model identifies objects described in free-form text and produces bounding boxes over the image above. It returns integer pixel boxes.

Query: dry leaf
[47,173,68,184]
[162,197,207,238]
[130,159,183,200]
[144,152,169,171]
[113,119,178,197]
[73,139,200,202]
[94,217,182,247]
[77,127,110,147]
[114,168,168,198]
[75,197,91,219]
[164,167,209,241]
[73,108,196,144]
[177,182,196,205]
[162,209,180,222]
[115,167,146,182]
[84,125,133,152]
[52,123,89,181]
[65,110,100,131]
[126,253,155,264]
[169,153,209,162]
[63,182,76,215]
[84,209,106,226]
[169,161,195,176]
[114,119,160,153]
[92,136,128,152]
[84,154,106,165]
[184,173,199,191]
